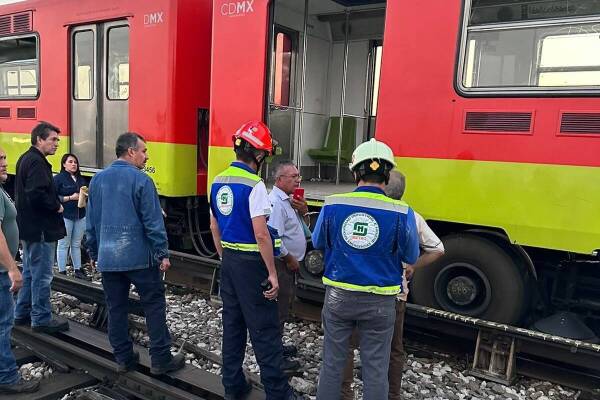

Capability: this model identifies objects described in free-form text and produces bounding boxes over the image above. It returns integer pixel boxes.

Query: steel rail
[12,321,265,400]
[51,273,144,316]
[52,252,600,394]
[12,326,208,400]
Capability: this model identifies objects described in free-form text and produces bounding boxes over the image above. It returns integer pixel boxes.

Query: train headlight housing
[304,250,324,275]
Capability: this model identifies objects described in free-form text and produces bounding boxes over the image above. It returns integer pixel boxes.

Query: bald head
[385,170,406,201]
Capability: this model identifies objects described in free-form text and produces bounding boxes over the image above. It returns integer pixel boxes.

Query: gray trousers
[317,286,396,400]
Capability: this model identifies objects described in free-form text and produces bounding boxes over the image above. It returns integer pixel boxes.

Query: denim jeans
[317,287,396,400]
[0,273,19,385]
[57,217,86,271]
[101,264,172,367]
[14,240,55,327]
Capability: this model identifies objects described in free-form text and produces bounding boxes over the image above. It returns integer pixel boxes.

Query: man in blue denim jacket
[86,132,184,375]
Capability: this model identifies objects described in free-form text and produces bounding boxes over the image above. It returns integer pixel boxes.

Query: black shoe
[74,269,91,281]
[224,381,252,400]
[58,270,67,275]
[282,357,300,372]
[14,317,31,326]
[0,379,40,394]
[32,317,69,334]
[117,351,139,373]
[150,352,185,375]
[283,344,297,357]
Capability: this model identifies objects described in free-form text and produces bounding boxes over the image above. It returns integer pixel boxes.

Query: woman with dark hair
[53,153,89,280]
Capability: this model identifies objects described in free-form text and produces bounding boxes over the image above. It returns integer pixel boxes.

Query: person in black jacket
[54,153,89,281]
[14,122,68,334]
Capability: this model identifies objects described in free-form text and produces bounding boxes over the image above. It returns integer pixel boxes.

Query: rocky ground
[19,361,52,381]
[50,285,583,400]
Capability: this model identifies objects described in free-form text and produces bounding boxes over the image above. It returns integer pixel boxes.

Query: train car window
[460,0,600,93]
[107,26,129,100]
[0,35,38,99]
[273,32,292,107]
[538,32,600,85]
[371,44,382,116]
[73,30,94,100]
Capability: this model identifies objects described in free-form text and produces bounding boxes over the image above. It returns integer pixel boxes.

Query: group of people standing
[0,124,184,394]
[209,121,445,400]
[0,118,445,400]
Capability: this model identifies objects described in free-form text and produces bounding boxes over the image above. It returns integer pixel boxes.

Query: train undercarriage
[163,194,600,341]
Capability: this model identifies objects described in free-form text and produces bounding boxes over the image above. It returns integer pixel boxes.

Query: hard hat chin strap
[253,150,268,171]
[235,139,269,172]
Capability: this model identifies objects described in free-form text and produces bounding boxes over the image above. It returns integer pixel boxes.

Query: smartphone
[260,278,273,292]
[293,187,304,200]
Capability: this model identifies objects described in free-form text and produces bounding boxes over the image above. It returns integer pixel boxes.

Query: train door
[268,26,299,163]
[70,21,129,169]
[267,0,386,185]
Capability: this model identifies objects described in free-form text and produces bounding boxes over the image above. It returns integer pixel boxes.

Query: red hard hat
[232,121,275,155]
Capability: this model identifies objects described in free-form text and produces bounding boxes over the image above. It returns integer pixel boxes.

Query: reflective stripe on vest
[213,175,260,187]
[222,238,282,252]
[325,191,409,214]
[322,277,401,296]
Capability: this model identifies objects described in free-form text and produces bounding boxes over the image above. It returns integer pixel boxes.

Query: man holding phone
[268,161,309,362]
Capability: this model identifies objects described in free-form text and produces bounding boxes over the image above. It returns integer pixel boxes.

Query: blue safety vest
[210,161,281,254]
[312,186,420,295]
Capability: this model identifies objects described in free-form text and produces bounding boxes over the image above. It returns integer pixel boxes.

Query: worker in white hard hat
[313,138,420,400]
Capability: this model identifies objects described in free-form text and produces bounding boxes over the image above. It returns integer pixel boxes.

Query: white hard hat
[349,138,396,172]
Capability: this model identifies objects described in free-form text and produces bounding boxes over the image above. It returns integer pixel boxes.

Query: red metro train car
[210,0,600,332]
[0,0,214,253]
[0,0,212,197]
[0,0,599,333]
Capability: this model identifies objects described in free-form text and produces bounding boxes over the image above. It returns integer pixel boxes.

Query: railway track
[49,253,600,398]
[10,320,265,400]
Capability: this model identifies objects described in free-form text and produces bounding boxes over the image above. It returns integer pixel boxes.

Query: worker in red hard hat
[210,121,298,400]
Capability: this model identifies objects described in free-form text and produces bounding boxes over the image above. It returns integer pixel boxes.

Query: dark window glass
[470,0,600,25]
[107,26,129,100]
[74,30,94,100]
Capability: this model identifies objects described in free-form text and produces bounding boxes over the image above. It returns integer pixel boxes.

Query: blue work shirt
[86,160,169,272]
[312,186,419,295]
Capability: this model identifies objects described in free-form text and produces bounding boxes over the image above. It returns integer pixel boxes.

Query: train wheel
[410,233,526,325]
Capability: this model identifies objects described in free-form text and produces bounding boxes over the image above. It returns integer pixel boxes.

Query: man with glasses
[268,160,309,365]
[14,122,68,334]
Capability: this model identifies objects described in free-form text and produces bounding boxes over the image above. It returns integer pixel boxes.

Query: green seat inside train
[307,116,357,165]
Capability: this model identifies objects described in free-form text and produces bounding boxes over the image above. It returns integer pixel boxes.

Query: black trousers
[220,249,291,400]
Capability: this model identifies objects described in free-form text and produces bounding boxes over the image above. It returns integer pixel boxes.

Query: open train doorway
[70,21,129,170]
[266,0,386,196]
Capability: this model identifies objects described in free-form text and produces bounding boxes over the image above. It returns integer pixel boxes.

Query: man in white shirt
[341,170,445,400]
[268,160,309,359]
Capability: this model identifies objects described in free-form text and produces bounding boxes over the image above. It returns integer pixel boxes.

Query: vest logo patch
[342,212,379,249]
[216,186,234,215]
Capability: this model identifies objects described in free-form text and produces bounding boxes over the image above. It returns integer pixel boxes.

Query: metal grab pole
[296,0,309,167]
[336,10,350,185]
